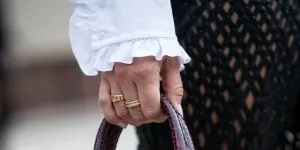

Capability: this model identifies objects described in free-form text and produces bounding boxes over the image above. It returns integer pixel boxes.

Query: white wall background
[5,0,74,64]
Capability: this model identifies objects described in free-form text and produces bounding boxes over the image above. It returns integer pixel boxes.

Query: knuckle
[133,65,154,77]
[135,69,157,82]
[116,111,129,119]
[176,87,184,96]
[105,114,118,124]
[132,115,145,121]
[114,65,129,78]
[143,110,160,120]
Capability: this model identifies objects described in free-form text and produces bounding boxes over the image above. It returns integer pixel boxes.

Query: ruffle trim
[86,38,191,75]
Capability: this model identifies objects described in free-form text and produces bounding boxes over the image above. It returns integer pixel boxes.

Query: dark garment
[137,0,300,149]
[0,2,9,149]
[0,0,8,135]
[0,0,4,120]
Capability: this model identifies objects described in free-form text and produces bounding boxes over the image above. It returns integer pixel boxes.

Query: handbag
[93,95,195,150]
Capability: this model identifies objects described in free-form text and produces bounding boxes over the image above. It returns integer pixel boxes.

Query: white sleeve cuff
[82,38,191,76]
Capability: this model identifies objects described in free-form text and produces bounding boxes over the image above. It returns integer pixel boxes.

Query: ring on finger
[125,100,140,108]
[111,95,125,103]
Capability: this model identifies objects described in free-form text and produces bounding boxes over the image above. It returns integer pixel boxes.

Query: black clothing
[137,0,300,149]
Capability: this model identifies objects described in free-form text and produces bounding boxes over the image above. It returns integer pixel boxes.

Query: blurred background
[0,1,137,150]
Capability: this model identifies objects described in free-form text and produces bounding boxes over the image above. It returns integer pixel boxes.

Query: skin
[98,56,183,128]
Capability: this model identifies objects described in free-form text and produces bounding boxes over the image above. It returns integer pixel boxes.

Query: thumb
[160,57,184,116]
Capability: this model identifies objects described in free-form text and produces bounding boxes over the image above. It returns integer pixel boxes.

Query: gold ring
[111,95,125,103]
[125,100,140,108]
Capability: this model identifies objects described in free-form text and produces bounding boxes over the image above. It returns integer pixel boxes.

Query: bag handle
[93,95,195,150]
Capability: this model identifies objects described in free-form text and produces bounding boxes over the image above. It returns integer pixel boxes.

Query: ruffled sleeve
[91,38,191,72]
[69,0,191,76]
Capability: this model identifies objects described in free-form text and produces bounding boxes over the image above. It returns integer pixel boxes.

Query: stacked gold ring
[124,100,140,108]
[111,95,140,108]
[111,95,125,103]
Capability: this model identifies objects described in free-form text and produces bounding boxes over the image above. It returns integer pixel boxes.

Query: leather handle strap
[93,95,195,150]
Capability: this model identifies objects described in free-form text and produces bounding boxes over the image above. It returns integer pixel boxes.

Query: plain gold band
[125,100,140,108]
[111,95,125,103]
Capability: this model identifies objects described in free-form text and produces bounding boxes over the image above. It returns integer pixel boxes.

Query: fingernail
[117,122,128,128]
[178,104,184,116]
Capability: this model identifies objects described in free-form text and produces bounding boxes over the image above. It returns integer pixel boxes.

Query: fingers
[161,57,184,114]
[99,74,127,128]
[132,58,167,123]
[114,62,148,126]
[104,72,132,124]
[136,80,167,123]
[99,56,171,127]
[117,77,147,126]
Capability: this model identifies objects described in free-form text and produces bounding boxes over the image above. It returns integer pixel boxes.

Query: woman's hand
[98,56,183,128]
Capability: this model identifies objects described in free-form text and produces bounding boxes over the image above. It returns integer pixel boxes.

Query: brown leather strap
[93,95,194,150]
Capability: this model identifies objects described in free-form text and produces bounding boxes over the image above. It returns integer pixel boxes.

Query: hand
[98,56,183,128]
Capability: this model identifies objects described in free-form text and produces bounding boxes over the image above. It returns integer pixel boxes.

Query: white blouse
[69,0,191,76]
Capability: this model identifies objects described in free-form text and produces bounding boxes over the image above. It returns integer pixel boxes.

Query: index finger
[99,74,127,128]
